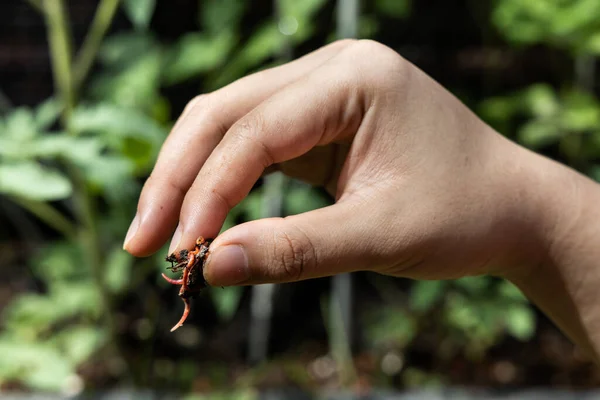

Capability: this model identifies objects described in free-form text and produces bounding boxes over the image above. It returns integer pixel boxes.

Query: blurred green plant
[492,0,600,55]
[364,277,534,364]
[487,0,600,176]
[2,0,598,393]
[0,0,331,392]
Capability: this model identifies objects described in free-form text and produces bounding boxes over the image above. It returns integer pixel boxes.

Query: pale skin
[123,40,600,360]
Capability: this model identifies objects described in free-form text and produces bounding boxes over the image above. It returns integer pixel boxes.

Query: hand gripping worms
[162,236,212,332]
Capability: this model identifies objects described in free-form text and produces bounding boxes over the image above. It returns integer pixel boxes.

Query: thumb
[203,202,382,286]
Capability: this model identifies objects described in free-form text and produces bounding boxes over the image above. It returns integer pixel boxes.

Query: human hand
[123,39,553,286]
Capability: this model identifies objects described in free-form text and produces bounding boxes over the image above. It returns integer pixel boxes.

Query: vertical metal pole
[330,0,359,385]
[336,0,359,39]
[247,0,293,365]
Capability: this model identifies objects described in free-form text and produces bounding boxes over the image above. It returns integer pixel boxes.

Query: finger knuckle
[230,114,275,167]
[184,94,209,115]
[273,223,316,282]
[348,39,408,80]
[329,38,358,50]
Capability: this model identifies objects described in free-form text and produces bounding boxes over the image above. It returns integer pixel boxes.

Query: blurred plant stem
[74,0,121,92]
[40,0,131,383]
[8,196,77,240]
[248,173,287,364]
[25,0,43,13]
[43,0,74,124]
[328,0,359,388]
[564,54,596,170]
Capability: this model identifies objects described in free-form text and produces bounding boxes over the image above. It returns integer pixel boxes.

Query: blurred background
[1,0,600,398]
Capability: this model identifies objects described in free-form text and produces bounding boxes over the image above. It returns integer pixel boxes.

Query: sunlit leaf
[0,161,72,200]
[71,104,166,143]
[163,31,235,85]
[284,185,330,215]
[584,32,600,54]
[122,0,156,31]
[211,22,284,88]
[0,339,73,391]
[505,305,536,341]
[32,242,82,284]
[202,0,246,35]
[83,155,134,191]
[492,0,600,52]
[243,190,264,221]
[2,107,37,140]
[518,119,562,148]
[90,51,163,109]
[51,282,103,319]
[34,98,61,130]
[523,84,559,118]
[54,326,107,364]
[364,307,416,348]
[410,280,446,313]
[104,247,133,294]
[280,0,326,20]
[453,276,490,295]
[3,294,66,334]
[498,281,529,303]
[99,32,158,66]
[561,89,600,131]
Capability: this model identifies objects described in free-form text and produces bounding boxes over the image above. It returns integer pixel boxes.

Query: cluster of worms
[162,236,212,332]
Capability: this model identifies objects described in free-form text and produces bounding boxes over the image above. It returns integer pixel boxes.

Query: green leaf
[410,280,446,313]
[0,339,73,391]
[211,22,285,88]
[202,0,246,35]
[0,161,72,200]
[99,32,158,66]
[210,286,243,322]
[162,31,235,85]
[31,242,82,284]
[518,119,562,148]
[0,134,103,166]
[590,164,600,182]
[83,155,135,191]
[3,293,66,335]
[498,281,529,303]
[584,32,600,54]
[453,276,490,295]
[34,98,61,130]
[55,326,106,364]
[561,89,600,131]
[243,190,264,221]
[505,305,536,341]
[50,282,103,319]
[104,247,133,294]
[364,307,416,348]
[90,51,163,109]
[71,104,166,143]
[523,84,559,118]
[2,107,38,140]
[376,0,411,18]
[478,96,518,123]
[284,185,330,215]
[122,0,156,30]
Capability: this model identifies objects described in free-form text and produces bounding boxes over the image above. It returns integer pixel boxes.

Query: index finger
[170,54,368,252]
[124,40,356,256]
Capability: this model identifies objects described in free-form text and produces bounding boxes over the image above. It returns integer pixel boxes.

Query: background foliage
[0,0,599,396]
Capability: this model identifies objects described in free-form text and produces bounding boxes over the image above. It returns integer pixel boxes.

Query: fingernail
[168,223,183,255]
[204,245,250,286]
[123,213,140,250]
